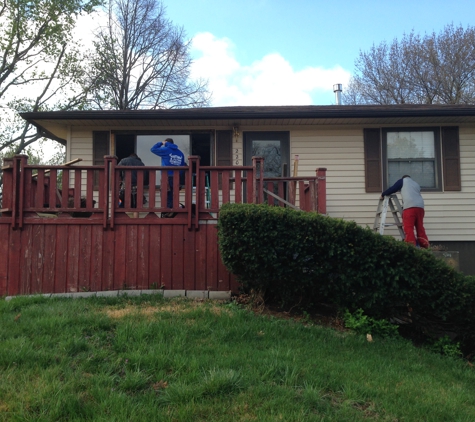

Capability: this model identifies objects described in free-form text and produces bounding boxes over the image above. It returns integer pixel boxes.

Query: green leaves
[218,203,475,354]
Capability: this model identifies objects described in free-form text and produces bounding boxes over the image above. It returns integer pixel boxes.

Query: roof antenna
[333,84,343,105]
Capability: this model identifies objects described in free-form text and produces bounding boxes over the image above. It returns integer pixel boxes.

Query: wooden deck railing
[1,155,326,230]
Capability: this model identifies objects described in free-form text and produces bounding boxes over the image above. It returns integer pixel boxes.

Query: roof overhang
[20,105,475,142]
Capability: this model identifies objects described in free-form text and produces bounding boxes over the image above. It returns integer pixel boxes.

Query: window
[384,128,440,189]
[109,132,218,167]
[364,126,460,193]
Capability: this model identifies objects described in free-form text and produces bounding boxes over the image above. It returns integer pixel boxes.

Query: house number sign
[235,149,239,165]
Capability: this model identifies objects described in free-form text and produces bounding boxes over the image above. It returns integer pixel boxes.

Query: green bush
[217,203,475,354]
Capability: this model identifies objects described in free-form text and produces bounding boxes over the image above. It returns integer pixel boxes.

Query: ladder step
[374,195,404,240]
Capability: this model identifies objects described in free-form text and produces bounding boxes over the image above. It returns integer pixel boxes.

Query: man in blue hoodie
[151,138,186,210]
[380,175,429,248]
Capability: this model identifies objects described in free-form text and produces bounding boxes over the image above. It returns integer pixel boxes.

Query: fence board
[149,225,162,288]
[78,225,92,291]
[31,225,45,293]
[7,229,22,296]
[137,225,149,290]
[126,225,138,289]
[113,225,127,290]
[43,226,56,293]
[195,226,207,287]
[20,225,33,294]
[160,226,173,289]
[0,225,9,295]
[67,226,80,292]
[91,226,104,292]
[183,228,196,290]
[206,225,218,291]
[172,225,185,290]
[102,229,115,291]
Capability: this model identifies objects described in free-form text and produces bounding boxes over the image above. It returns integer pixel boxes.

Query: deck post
[1,158,13,216]
[316,167,327,214]
[188,156,200,230]
[104,156,116,229]
[252,156,264,204]
[12,155,28,229]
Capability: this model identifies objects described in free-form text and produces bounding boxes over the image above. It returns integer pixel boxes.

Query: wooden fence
[0,155,326,296]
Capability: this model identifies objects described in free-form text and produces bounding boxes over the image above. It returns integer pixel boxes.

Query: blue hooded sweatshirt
[151,142,186,176]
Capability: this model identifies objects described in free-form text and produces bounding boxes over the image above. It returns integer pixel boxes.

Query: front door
[244,132,290,177]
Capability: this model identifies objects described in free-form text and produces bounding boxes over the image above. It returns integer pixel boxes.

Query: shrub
[218,203,475,354]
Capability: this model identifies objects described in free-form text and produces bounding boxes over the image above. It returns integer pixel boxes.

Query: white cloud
[190,32,351,106]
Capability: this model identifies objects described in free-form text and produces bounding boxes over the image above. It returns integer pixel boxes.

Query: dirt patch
[103,299,232,320]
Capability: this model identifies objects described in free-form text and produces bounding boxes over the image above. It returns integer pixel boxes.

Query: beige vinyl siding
[67,123,475,242]
[291,125,475,242]
[70,128,96,164]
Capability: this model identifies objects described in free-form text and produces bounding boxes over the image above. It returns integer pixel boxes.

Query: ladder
[373,194,405,239]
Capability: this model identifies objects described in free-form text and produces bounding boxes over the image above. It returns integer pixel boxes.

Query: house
[1,104,474,297]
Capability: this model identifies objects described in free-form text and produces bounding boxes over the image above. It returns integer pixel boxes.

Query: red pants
[402,207,429,248]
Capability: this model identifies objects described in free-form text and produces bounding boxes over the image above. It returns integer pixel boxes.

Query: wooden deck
[0,155,326,296]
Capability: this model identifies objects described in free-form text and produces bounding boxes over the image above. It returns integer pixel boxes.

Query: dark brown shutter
[441,126,461,191]
[93,131,110,165]
[93,131,110,188]
[216,131,233,189]
[363,128,382,193]
[216,130,232,166]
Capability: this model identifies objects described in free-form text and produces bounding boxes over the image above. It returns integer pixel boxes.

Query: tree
[89,0,210,110]
[343,24,475,105]
[0,0,101,155]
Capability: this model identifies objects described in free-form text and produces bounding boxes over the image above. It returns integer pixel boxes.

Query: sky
[155,0,474,106]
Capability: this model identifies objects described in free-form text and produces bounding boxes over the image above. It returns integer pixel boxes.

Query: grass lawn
[1,294,474,421]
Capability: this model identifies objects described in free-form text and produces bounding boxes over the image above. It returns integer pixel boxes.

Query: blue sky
[162,0,475,106]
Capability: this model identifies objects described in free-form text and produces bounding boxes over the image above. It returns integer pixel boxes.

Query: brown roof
[20,104,475,121]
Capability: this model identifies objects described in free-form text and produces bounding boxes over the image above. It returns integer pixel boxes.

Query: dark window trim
[382,127,442,192]
[111,130,214,135]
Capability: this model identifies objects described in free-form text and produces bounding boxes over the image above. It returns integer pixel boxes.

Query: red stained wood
[31,225,45,293]
[55,226,69,292]
[78,225,92,291]
[20,226,33,294]
[0,219,243,296]
[136,225,149,289]
[7,229,21,296]
[67,226,80,292]
[126,225,138,289]
[0,225,9,295]
[195,226,208,287]
[0,157,327,297]
[43,225,56,293]
[206,225,218,291]
[171,225,184,289]
[160,225,173,288]
[149,225,161,288]
[102,229,115,291]
[90,226,103,292]
[113,225,127,290]
[183,228,196,290]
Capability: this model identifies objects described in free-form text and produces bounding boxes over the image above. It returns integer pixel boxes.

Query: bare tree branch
[343,24,475,105]
[88,0,210,110]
